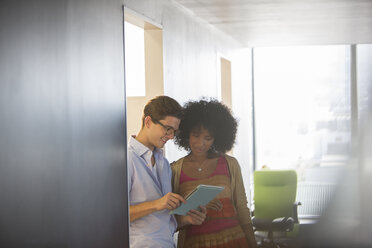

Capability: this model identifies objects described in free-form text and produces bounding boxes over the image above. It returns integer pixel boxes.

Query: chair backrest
[254,170,297,220]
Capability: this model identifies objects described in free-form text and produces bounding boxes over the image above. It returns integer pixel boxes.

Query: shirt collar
[129,136,164,157]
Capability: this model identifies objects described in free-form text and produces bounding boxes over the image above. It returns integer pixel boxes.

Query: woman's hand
[206,198,223,211]
[178,206,207,227]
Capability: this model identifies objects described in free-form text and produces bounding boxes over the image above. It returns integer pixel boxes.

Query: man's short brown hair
[142,96,183,127]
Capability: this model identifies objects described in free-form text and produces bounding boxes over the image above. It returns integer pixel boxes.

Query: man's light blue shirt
[128,136,177,248]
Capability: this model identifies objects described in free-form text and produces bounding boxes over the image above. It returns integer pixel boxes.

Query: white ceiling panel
[173,0,372,46]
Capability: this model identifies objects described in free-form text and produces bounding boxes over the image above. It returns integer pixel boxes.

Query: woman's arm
[228,156,257,247]
[241,223,258,248]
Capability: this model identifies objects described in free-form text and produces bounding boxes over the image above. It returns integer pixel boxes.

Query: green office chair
[252,170,301,248]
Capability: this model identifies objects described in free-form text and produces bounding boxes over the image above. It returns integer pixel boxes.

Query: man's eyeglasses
[152,119,180,136]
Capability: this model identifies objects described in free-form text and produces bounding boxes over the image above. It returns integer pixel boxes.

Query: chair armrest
[272,217,294,231]
[293,201,302,223]
[253,216,294,232]
[252,216,272,231]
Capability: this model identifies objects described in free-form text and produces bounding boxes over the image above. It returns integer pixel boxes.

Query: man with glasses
[128,96,206,248]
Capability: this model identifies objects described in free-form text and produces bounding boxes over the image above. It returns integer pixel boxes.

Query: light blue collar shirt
[127,136,177,248]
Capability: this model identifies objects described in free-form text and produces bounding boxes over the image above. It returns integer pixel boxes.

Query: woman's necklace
[191,156,208,173]
[189,155,208,173]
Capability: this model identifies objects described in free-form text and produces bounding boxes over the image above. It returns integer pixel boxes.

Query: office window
[253,45,351,217]
[357,44,372,123]
[124,9,164,139]
[124,21,146,97]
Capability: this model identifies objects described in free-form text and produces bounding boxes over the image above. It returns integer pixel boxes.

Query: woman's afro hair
[175,98,238,154]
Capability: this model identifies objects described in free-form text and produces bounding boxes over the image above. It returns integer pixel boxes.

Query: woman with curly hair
[171,99,257,248]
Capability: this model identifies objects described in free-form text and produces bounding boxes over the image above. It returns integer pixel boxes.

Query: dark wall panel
[0,0,129,247]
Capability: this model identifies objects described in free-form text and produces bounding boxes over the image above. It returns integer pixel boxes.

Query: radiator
[296,182,336,218]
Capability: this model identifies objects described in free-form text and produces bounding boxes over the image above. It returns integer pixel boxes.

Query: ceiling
[173,0,372,47]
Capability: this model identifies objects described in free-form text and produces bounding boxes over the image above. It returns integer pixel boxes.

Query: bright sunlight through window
[254,45,351,181]
[124,21,146,97]
[253,45,352,217]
